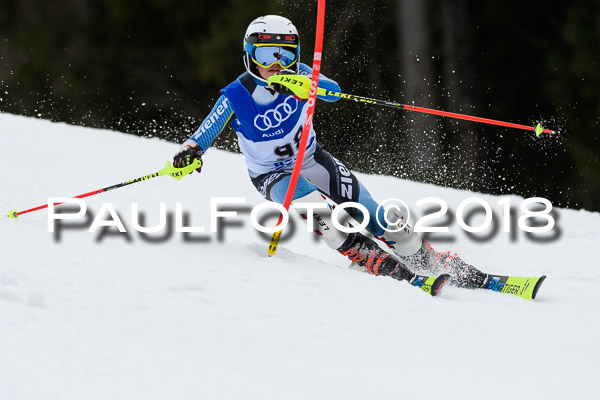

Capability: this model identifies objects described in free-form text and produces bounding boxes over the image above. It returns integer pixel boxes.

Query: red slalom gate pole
[267,0,326,256]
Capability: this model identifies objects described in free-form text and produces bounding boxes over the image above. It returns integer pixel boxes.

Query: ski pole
[267,75,555,136]
[6,159,201,219]
[267,0,327,257]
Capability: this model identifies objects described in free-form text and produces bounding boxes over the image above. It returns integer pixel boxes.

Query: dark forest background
[1,0,598,211]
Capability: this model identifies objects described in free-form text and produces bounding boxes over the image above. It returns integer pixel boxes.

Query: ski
[349,263,449,297]
[351,259,545,299]
[480,274,546,300]
[410,273,450,297]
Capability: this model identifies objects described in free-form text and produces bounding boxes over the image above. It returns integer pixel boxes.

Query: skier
[173,15,486,289]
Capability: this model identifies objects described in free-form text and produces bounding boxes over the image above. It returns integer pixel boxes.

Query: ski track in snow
[0,113,598,399]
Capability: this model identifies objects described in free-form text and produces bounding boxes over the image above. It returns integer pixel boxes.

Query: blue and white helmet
[243,15,301,83]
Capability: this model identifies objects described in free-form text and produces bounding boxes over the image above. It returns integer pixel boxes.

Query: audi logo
[254,96,299,131]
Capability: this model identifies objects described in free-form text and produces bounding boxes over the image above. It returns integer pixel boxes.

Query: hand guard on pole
[173,143,203,173]
[271,69,310,101]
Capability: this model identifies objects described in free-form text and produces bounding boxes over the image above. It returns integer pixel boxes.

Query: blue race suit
[183,63,386,235]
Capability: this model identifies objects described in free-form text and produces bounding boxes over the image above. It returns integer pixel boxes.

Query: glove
[173,143,203,173]
[271,69,307,101]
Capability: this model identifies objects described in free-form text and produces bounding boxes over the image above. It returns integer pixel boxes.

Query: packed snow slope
[1,113,598,400]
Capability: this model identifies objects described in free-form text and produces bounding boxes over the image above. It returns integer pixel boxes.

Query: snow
[1,113,598,399]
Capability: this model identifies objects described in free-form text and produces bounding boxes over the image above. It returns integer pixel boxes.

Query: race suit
[182,63,386,235]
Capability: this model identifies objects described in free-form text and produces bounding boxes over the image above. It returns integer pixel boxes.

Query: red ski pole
[267,79,556,136]
[7,160,200,219]
[329,92,555,136]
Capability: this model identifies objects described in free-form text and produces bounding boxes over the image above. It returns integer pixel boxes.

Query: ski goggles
[248,44,298,69]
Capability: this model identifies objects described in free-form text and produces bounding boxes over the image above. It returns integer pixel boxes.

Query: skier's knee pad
[375,205,422,256]
[292,190,349,250]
